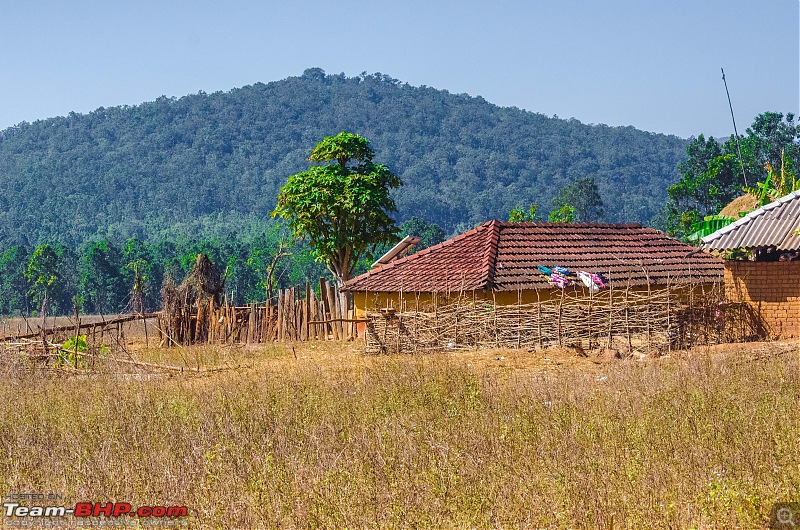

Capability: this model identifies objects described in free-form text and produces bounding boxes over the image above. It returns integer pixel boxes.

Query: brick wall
[724,261,800,338]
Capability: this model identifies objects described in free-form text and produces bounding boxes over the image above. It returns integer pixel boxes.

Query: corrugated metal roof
[701,190,800,250]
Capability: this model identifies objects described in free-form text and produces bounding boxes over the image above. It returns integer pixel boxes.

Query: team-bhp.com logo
[3,495,188,527]
[5,503,187,518]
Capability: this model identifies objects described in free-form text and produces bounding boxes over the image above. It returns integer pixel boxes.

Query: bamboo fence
[0,279,362,372]
[363,282,765,355]
[158,278,362,346]
[0,312,161,371]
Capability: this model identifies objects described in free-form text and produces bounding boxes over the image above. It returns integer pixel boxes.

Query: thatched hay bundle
[160,255,224,345]
[178,254,224,305]
[719,194,758,218]
[161,274,179,316]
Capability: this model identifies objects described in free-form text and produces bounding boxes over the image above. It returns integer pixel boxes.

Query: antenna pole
[722,68,748,186]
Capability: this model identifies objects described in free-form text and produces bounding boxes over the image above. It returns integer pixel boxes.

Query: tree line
[0,216,446,318]
[0,232,320,318]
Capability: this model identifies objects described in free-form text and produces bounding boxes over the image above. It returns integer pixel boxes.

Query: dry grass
[0,340,799,529]
[719,194,759,218]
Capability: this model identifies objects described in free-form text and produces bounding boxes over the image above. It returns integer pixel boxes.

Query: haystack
[177,254,224,305]
[160,254,224,345]
[719,194,758,218]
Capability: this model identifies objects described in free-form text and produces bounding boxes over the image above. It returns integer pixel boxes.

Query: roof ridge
[494,220,644,229]
[480,220,501,289]
[344,220,494,286]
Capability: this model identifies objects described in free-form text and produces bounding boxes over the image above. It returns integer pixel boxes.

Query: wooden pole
[557,288,565,348]
[517,289,522,349]
[607,276,614,349]
[327,282,339,340]
[276,290,284,342]
[536,288,543,350]
[73,304,80,369]
[493,290,499,348]
[305,281,311,340]
[625,285,632,354]
[319,279,331,339]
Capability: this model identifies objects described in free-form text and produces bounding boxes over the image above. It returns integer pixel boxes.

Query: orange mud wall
[724,261,800,339]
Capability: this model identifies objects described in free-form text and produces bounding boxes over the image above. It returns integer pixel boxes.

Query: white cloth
[578,271,599,293]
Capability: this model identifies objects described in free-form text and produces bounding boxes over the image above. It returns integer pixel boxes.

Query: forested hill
[0,68,688,247]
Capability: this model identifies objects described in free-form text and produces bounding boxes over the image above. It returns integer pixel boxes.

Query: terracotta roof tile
[344,221,723,292]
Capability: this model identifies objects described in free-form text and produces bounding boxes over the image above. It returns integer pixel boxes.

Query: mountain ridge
[0,68,688,247]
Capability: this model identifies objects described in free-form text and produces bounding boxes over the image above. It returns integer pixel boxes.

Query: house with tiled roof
[702,190,800,338]
[345,220,724,318]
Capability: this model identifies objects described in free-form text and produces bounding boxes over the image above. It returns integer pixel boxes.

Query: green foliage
[508,204,540,222]
[666,135,740,237]
[551,177,604,222]
[80,240,126,314]
[0,70,687,248]
[742,149,799,206]
[0,226,337,316]
[272,132,402,285]
[399,216,446,250]
[309,131,373,166]
[0,246,30,315]
[58,335,88,368]
[25,245,61,314]
[120,239,158,311]
[686,215,735,243]
[667,113,800,238]
[548,205,575,223]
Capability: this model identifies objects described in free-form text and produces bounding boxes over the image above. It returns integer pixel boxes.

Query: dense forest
[0,217,445,317]
[0,68,688,249]
[0,68,697,316]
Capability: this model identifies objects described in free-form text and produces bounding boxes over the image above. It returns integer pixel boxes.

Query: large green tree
[551,177,604,222]
[272,132,402,286]
[665,135,739,237]
[25,245,62,317]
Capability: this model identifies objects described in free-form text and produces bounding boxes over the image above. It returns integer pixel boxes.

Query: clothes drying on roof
[590,273,606,288]
[577,271,599,293]
[549,272,571,288]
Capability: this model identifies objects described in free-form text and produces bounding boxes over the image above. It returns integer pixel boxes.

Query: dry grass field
[0,336,799,529]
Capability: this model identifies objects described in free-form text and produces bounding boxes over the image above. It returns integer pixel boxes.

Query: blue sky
[1,0,798,137]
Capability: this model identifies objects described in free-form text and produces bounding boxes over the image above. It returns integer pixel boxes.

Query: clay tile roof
[344,220,724,292]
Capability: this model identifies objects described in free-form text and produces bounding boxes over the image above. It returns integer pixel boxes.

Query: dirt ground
[4,312,798,379]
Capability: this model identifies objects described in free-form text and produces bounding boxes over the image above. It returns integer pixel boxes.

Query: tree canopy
[0,70,687,249]
[551,177,604,222]
[666,112,800,238]
[272,132,402,285]
[508,204,541,223]
[398,216,445,250]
